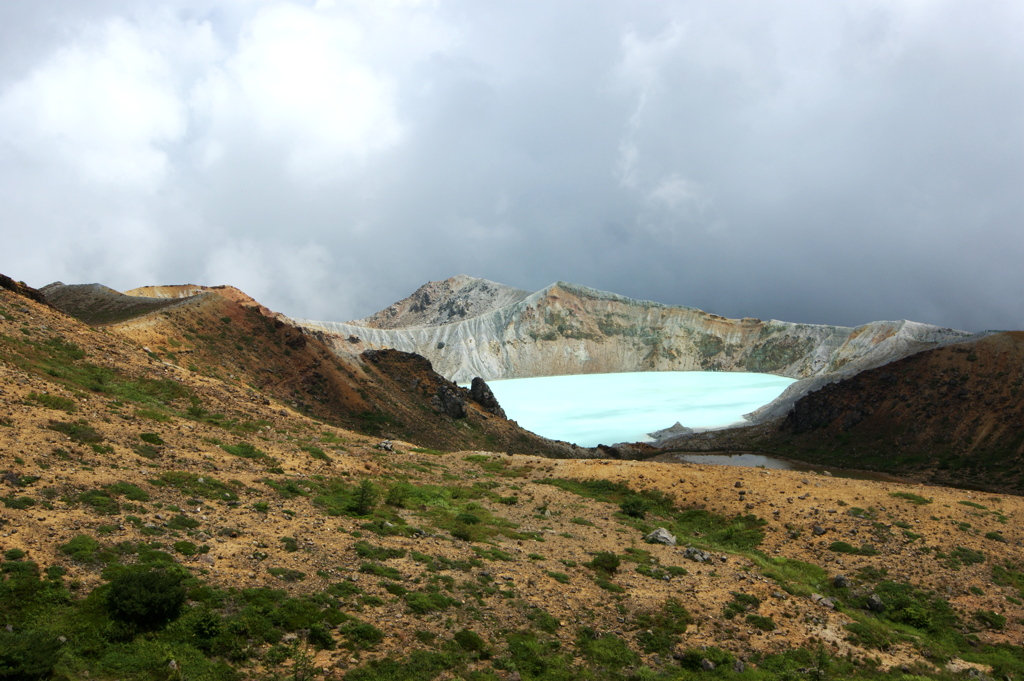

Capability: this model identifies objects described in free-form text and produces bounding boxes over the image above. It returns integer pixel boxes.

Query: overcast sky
[1,1,1022,331]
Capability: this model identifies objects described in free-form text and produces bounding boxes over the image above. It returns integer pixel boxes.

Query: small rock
[701,659,716,672]
[683,547,713,563]
[833,574,850,588]
[866,594,885,612]
[733,659,746,673]
[734,481,743,488]
[645,527,677,546]
[812,525,827,536]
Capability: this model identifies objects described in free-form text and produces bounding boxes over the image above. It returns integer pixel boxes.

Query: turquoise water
[484,371,795,447]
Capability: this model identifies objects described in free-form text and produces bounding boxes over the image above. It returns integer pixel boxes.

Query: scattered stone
[866,594,885,612]
[810,593,836,610]
[833,574,850,589]
[812,525,827,536]
[701,659,716,671]
[377,440,394,452]
[683,547,713,563]
[733,659,746,673]
[645,527,677,546]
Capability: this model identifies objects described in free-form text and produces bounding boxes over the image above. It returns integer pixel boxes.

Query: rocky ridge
[297,277,976,426]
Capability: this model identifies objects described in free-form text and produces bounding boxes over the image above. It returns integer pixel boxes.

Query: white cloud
[0,16,197,190]
[191,2,409,183]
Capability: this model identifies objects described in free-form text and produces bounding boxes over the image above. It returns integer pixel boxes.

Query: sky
[1,0,1022,332]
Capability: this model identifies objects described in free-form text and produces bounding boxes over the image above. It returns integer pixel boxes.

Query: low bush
[105,567,186,631]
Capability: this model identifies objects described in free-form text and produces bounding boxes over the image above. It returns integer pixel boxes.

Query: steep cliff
[296,278,976,423]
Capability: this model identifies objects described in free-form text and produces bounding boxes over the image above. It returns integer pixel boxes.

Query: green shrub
[974,610,1007,630]
[166,514,200,530]
[26,392,77,413]
[350,479,378,516]
[353,540,406,560]
[545,571,570,584]
[889,491,932,505]
[280,536,299,552]
[267,568,306,582]
[675,646,734,671]
[404,591,459,615]
[3,548,26,561]
[47,420,102,444]
[150,472,239,501]
[341,621,384,649]
[525,607,561,634]
[634,598,692,654]
[359,562,402,581]
[107,482,150,502]
[585,551,620,575]
[747,613,776,631]
[0,629,62,681]
[576,629,640,670]
[105,567,186,631]
[59,534,101,562]
[0,496,35,510]
[307,623,336,650]
[78,489,119,515]
[220,442,271,462]
[173,541,198,556]
[139,432,164,445]
[453,629,489,658]
[619,496,648,518]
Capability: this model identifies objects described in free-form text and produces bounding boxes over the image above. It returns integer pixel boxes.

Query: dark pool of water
[651,451,911,483]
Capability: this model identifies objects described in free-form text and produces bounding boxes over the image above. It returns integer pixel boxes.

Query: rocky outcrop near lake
[296,277,977,425]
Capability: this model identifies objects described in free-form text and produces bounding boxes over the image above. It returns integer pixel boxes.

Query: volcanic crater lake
[483,371,795,448]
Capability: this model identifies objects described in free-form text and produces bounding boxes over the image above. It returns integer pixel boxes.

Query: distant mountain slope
[38,279,596,457]
[40,282,192,325]
[351,274,531,329]
[297,278,976,424]
[657,331,1024,493]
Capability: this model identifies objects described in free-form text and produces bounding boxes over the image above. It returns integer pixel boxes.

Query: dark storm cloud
[0,0,1021,331]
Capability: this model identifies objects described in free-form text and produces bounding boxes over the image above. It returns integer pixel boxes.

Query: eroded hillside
[40,281,587,459]
[659,332,1024,495]
[3,277,1024,681]
[298,278,975,425]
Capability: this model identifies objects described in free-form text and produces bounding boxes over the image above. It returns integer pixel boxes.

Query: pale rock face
[294,277,977,425]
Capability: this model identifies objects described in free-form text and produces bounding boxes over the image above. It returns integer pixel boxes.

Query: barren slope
[3,279,1024,681]
[659,332,1024,494]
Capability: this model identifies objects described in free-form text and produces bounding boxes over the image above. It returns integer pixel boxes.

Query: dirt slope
[41,281,595,459]
[656,333,1024,494]
[3,278,1024,681]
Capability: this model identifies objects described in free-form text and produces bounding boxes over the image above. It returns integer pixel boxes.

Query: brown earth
[661,333,1024,494]
[3,280,1024,678]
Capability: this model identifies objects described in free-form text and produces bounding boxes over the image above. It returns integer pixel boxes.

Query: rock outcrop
[296,277,976,425]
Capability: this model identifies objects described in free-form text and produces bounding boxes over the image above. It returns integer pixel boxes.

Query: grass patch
[890,491,932,505]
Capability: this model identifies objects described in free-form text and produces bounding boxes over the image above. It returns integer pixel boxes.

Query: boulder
[431,385,467,418]
[470,377,506,418]
[866,594,885,612]
[644,528,677,546]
